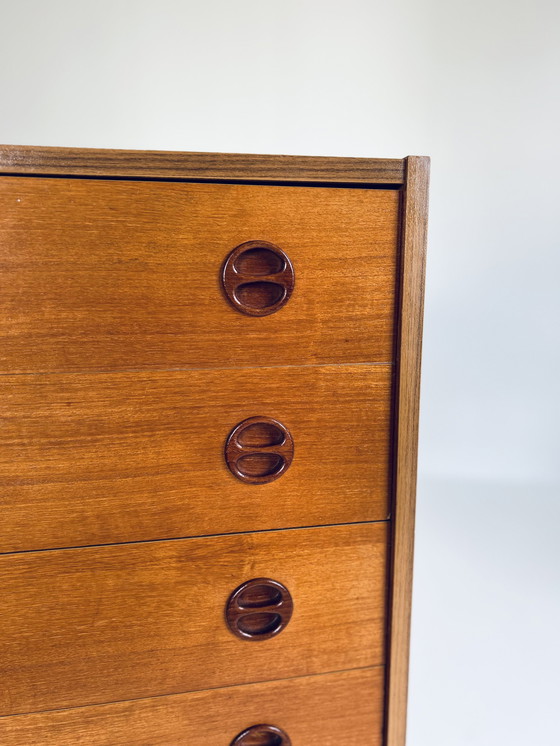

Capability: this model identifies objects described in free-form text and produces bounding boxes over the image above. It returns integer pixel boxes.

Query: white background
[1,1,559,743]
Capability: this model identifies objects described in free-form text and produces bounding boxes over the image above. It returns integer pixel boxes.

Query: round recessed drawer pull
[230,724,292,746]
[226,578,294,641]
[222,241,295,316]
[225,416,294,485]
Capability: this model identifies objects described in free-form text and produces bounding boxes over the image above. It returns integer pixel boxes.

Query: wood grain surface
[0,667,385,746]
[0,146,429,742]
[0,523,387,716]
[0,144,405,185]
[0,177,399,373]
[0,364,391,553]
[386,156,430,746]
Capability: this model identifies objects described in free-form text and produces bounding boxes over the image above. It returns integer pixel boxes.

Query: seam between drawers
[0,518,391,557]
[0,664,386,721]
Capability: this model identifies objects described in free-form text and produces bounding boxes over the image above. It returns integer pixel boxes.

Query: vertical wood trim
[386,156,430,746]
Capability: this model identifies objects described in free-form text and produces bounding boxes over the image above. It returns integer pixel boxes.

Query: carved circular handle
[222,241,295,316]
[231,724,292,746]
[225,417,294,485]
[226,578,294,641]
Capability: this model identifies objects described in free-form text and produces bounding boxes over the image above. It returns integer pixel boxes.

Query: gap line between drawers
[0,664,386,721]
[0,518,391,557]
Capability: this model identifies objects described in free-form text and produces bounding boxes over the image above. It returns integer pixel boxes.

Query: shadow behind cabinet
[0,146,429,746]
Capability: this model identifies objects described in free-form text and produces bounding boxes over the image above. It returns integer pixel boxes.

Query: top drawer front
[0,177,399,373]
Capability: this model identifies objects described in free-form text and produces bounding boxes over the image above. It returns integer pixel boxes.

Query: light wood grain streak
[0,668,385,745]
[0,360,393,378]
[0,144,405,184]
[0,178,399,373]
[0,365,392,553]
[0,523,387,716]
[385,157,430,746]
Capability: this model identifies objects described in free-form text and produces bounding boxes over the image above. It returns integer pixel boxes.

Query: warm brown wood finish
[225,416,295,485]
[0,144,404,184]
[0,523,387,716]
[0,667,385,746]
[226,578,294,641]
[386,156,430,746]
[0,145,429,744]
[0,177,399,373]
[232,724,292,745]
[222,241,296,316]
[0,364,391,553]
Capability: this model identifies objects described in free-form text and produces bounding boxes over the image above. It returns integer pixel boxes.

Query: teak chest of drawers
[0,146,429,746]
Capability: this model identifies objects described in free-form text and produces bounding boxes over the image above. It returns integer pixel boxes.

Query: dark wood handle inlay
[231,724,292,746]
[222,241,295,316]
[225,416,294,484]
[226,578,294,641]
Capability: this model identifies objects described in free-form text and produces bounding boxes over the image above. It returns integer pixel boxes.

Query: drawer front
[0,668,384,746]
[0,365,391,552]
[0,177,399,373]
[0,523,387,715]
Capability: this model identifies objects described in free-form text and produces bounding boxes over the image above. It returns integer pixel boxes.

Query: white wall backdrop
[1,1,559,743]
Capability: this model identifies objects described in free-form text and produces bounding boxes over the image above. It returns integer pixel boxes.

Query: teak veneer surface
[0,143,405,185]
[386,156,430,746]
[0,147,429,746]
[0,668,384,746]
[0,177,399,374]
[0,364,391,552]
[0,523,387,716]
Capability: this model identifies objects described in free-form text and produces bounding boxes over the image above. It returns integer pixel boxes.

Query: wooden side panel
[0,178,399,373]
[0,668,385,746]
[0,364,391,553]
[0,523,387,716]
[386,157,430,746]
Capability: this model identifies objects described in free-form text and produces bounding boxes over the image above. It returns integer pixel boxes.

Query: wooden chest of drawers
[0,146,429,746]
